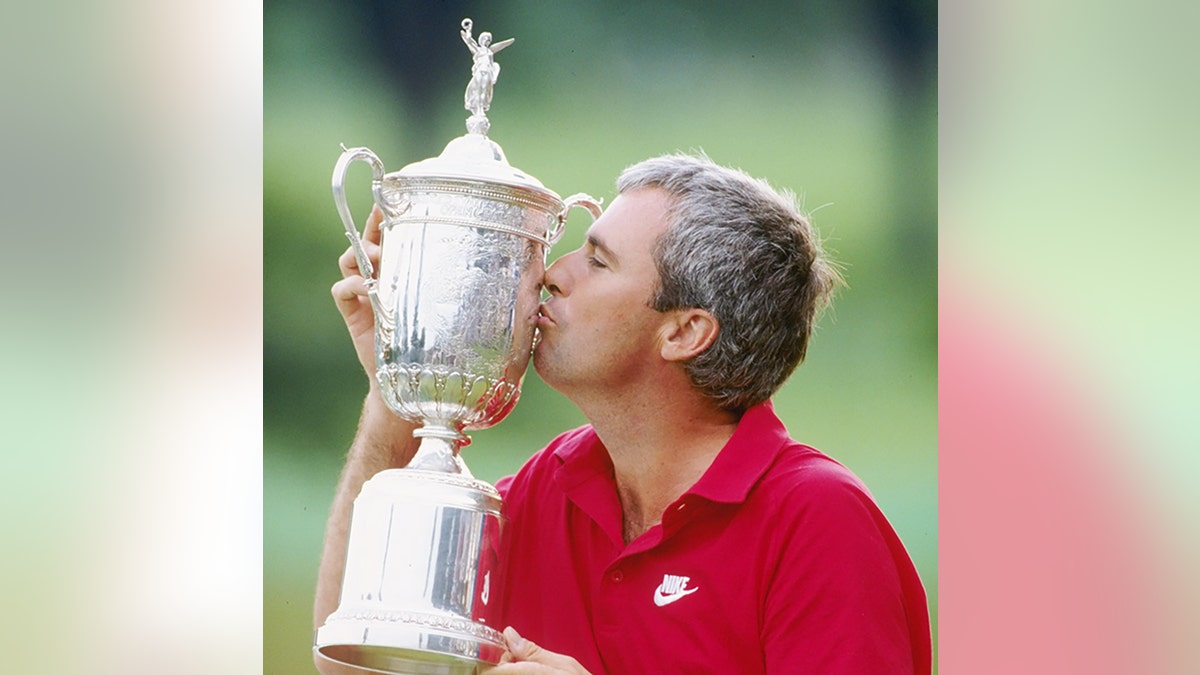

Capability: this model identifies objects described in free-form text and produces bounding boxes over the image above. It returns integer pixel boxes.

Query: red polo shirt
[493,401,931,674]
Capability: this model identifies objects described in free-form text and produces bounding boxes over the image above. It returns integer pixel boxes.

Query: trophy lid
[395,133,551,194]
[392,18,554,198]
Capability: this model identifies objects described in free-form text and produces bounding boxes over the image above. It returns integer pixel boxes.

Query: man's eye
[587,256,608,269]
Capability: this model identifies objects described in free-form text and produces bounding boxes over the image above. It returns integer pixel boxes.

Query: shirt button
[610,570,624,583]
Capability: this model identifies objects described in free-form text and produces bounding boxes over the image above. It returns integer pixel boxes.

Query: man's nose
[543,253,571,297]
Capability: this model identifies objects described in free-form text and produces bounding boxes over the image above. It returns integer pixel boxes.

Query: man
[315,153,931,674]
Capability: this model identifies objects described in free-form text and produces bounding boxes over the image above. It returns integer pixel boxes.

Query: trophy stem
[408,424,474,476]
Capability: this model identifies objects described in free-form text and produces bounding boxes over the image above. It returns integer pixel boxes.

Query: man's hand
[491,627,592,674]
[331,203,384,381]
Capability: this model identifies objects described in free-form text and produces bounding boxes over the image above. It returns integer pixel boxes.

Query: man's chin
[531,347,556,382]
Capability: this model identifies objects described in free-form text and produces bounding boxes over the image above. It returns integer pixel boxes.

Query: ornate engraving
[376,363,520,430]
[328,608,505,654]
[384,468,501,498]
[392,214,553,246]
[394,180,561,212]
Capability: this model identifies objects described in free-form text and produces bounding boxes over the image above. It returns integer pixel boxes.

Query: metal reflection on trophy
[315,18,602,675]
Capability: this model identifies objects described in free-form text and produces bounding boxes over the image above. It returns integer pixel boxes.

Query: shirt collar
[552,425,613,490]
[685,400,792,503]
[552,400,792,504]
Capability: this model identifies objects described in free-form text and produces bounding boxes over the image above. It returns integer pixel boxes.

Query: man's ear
[659,309,719,362]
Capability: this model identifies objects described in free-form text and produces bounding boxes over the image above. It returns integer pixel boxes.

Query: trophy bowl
[315,19,602,674]
[332,135,601,472]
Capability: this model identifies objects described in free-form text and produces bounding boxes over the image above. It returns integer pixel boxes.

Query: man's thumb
[503,626,538,660]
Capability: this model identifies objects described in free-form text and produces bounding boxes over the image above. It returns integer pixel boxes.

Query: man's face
[533,188,674,396]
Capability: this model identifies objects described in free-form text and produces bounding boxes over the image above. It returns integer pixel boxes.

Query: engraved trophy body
[314,19,601,675]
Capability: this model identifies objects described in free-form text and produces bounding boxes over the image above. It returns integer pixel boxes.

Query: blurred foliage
[265,1,936,672]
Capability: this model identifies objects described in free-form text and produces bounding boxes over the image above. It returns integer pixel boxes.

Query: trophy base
[315,615,505,674]
[315,467,505,674]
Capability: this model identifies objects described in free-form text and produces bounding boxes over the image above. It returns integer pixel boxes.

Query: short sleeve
[761,466,929,674]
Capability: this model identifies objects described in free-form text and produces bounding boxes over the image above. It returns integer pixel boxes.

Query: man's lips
[536,304,555,327]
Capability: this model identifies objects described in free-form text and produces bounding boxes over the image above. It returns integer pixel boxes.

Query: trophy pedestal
[315,469,504,674]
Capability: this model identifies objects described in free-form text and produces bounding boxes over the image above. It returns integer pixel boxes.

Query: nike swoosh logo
[653,585,699,607]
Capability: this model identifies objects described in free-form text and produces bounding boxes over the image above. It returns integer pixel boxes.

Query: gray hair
[618,153,843,414]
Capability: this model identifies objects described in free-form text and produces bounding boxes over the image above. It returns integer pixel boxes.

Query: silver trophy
[314,18,602,675]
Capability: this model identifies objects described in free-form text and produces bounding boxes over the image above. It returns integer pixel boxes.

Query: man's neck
[582,392,740,544]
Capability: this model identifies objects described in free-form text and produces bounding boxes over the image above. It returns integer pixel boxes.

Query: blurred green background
[265,1,936,672]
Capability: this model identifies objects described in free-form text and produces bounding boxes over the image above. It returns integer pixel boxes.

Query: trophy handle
[550,193,604,245]
[332,145,389,295]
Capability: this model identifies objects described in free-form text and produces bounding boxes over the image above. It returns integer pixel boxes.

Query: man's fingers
[338,247,358,275]
[500,627,588,673]
[491,649,556,674]
[503,626,535,660]
[331,275,368,305]
[364,204,384,244]
[338,240,381,277]
[337,205,384,278]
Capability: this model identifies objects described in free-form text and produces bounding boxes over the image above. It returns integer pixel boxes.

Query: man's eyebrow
[586,233,619,265]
